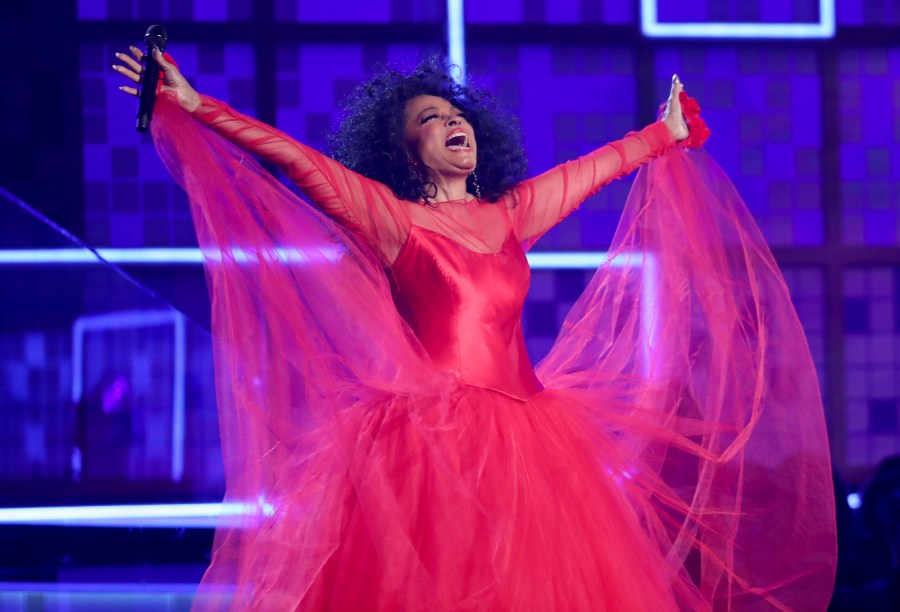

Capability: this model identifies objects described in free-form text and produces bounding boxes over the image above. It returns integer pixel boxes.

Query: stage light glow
[0,581,201,594]
[525,252,607,269]
[0,247,346,265]
[0,248,201,264]
[640,0,835,39]
[847,493,862,510]
[0,502,274,528]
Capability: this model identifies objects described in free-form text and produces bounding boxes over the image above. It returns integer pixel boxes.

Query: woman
[115,48,836,610]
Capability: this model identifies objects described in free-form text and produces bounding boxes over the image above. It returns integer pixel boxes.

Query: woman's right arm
[188,93,400,234]
[113,47,408,258]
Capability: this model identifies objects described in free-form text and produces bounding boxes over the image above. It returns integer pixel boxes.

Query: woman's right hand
[113,46,201,112]
[661,74,689,142]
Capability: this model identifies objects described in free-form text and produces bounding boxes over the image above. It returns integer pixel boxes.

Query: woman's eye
[420,114,439,124]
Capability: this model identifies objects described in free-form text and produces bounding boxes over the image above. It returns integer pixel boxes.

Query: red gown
[152,91,836,610]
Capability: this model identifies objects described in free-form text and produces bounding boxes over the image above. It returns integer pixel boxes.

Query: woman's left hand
[662,75,689,142]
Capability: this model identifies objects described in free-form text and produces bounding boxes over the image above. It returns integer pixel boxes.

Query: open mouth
[445,131,471,151]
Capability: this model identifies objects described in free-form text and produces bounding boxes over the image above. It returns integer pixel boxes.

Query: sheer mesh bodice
[190,94,673,260]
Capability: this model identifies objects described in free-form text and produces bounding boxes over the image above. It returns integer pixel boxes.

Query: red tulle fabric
[152,91,835,610]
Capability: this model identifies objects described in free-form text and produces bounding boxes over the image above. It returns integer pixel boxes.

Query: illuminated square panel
[469,45,639,250]
[77,0,250,21]
[275,0,443,22]
[466,0,633,24]
[838,49,900,246]
[838,0,900,26]
[781,267,826,401]
[642,0,835,38]
[844,267,900,468]
[81,42,255,247]
[655,47,823,247]
[0,331,70,481]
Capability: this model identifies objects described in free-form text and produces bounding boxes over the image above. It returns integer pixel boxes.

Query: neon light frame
[640,0,835,39]
[72,310,187,483]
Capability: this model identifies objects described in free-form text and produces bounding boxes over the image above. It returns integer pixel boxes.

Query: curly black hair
[327,57,527,203]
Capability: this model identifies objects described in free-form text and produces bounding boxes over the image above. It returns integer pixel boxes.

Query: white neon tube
[0,502,271,528]
[0,248,614,270]
[447,0,466,77]
[641,0,835,39]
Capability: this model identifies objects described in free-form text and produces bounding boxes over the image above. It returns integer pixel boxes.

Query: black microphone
[136,25,168,133]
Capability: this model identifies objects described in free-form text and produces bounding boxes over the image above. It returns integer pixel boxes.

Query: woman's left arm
[508,122,675,246]
[509,76,689,247]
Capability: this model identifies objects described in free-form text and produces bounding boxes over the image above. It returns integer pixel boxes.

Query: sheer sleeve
[507,121,674,250]
[191,95,409,263]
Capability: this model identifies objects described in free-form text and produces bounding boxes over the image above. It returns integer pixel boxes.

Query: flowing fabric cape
[152,91,836,610]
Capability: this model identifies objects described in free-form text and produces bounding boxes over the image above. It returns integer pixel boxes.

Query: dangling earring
[470,171,482,200]
[408,157,437,204]
[408,157,426,184]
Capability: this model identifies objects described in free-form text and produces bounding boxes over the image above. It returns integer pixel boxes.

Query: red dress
[152,92,836,610]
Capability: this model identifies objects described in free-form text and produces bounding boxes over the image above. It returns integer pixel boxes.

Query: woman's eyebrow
[416,106,440,119]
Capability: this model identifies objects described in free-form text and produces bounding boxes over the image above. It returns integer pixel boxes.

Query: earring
[470,171,482,200]
[408,157,438,204]
[408,158,429,183]
[408,157,422,180]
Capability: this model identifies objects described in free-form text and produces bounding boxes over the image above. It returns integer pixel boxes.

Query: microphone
[136,25,168,133]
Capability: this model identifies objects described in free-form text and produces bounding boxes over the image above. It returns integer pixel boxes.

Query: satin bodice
[390,225,543,401]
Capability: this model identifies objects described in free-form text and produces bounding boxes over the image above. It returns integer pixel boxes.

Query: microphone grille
[144,25,167,51]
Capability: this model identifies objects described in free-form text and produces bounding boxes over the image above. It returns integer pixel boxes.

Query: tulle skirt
[213,386,689,610]
[151,93,837,610]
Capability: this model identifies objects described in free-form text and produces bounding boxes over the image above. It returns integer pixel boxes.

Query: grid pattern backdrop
[653,47,824,246]
[81,42,257,247]
[844,267,900,467]
[838,49,900,246]
[3,0,900,500]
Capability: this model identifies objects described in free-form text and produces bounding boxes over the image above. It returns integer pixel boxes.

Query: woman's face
[404,95,477,180]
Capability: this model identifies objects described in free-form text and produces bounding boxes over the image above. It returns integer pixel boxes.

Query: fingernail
[112,64,118,70]
[115,52,120,58]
